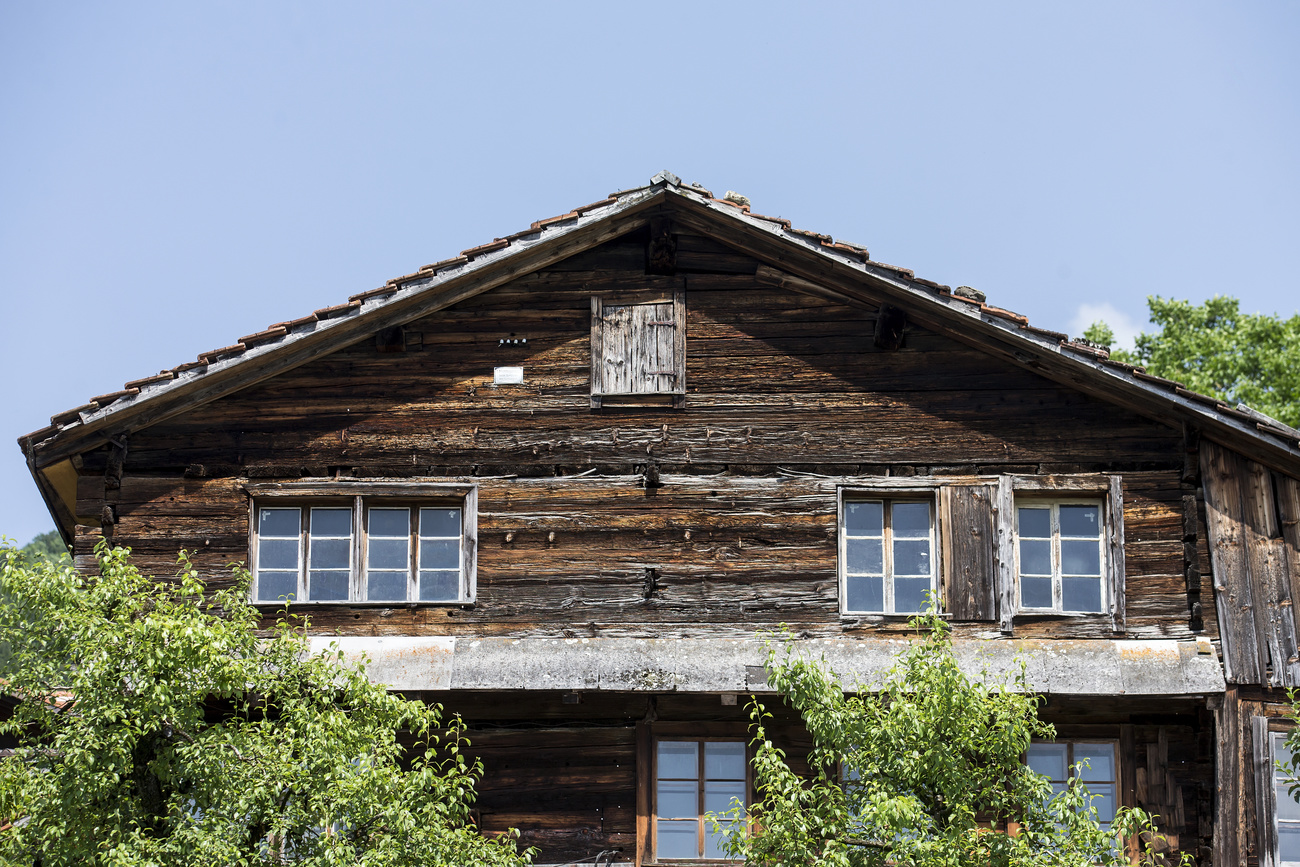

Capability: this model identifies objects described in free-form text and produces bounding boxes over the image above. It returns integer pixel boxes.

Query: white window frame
[1274,731,1300,867]
[1014,498,1107,615]
[838,491,937,616]
[246,482,477,605]
[1254,717,1300,867]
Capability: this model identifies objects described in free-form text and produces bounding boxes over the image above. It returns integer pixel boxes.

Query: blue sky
[2,2,1297,547]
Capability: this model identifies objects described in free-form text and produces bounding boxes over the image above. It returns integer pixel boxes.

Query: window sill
[591,393,685,410]
[840,612,953,626]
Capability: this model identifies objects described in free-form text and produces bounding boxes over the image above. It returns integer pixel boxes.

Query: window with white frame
[1025,740,1118,834]
[841,497,935,614]
[654,738,747,861]
[1015,500,1105,614]
[251,491,474,604]
[1272,731,1300,865]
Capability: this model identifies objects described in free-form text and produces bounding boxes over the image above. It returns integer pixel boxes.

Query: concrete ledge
[308,636,1225,696]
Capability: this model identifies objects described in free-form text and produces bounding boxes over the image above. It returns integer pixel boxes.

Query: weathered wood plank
[1201,441,1267,684]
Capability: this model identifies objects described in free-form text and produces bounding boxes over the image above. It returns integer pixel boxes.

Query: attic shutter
[940,484,998,621]
[591,291,686,408]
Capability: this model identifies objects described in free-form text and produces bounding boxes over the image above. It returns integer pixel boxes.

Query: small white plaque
[494,366,524,385]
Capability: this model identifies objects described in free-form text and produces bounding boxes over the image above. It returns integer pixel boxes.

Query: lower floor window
[1272,732,1300,864]
[1026,740,1117,832]
[655,739,747,860]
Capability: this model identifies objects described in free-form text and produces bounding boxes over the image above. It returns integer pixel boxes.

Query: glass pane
[892,503,930,537]
[658,741,699,780]
[309,570,349,601]
[310,507,352,536]
[1279,785,1300,821]
[705,742,746,780]
[1061,540,1101,575]
[368,538,408,570]
[656,820,698,860]
[1281,823,1300,861]
[419,539,460,570]
[419,507,461,537]
[844,501,883,535]
[259,508,300,537]
[310,538,350,570]
[1276,733,1297,768]
[418,571,459,602]
[367,571,408,602]
[257,571,297,603]
[845,575,884,613]
[258,538,299,570]
[706,821,742,859]
[1019,539,1051,575]
[1026,743,1068,782]
[704,779,746,814]
[893,539,931,576]
[657,779,698,819]
[894,577,930,613]
[1021,576,1053,609]
[1062,577,1103,613]
[1018,507,1051,538]
[369,507,409,537]
[1075,744,1115,781]
[1090,783,1116,823]
[845,538,883,574]
[1060,504,1101,537]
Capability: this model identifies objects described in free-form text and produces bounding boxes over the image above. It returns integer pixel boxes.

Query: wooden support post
[1214,687,1242,867]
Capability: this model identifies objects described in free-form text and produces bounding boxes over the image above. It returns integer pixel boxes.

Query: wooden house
[18,172,1300,865]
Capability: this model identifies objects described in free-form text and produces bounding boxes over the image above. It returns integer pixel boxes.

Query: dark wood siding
[70,232,1207,642]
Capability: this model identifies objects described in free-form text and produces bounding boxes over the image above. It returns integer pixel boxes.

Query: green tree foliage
[721,615,1182,867]
[1086,295,1300,428]
[0,543,531,867]
[19,530,70,567]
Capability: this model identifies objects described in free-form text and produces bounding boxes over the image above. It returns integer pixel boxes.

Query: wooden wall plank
[1202,441,1266,683]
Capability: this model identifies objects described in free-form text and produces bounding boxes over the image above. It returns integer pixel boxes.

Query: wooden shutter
[1107,475,1127,633]
[940,484,998,621]
[591,292,685,408]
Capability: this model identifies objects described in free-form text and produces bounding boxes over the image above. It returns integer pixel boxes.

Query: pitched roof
[19,171,1300,477]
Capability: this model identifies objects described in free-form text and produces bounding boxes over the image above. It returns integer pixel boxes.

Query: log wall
[71,231,1208,642]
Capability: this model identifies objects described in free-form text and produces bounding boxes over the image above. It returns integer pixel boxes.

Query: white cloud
[1069,302,1143,351]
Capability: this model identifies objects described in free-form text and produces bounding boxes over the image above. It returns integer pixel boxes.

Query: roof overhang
[20,171,1300,540]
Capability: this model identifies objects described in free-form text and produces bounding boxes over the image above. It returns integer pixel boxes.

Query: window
[590,291,685,408]
[1025,741,1118,834]
[249,486,476,604]
[1015,500,1105,614]
[1273,733,1300,865]
[654,739,747,861]
[841,497,935,614]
